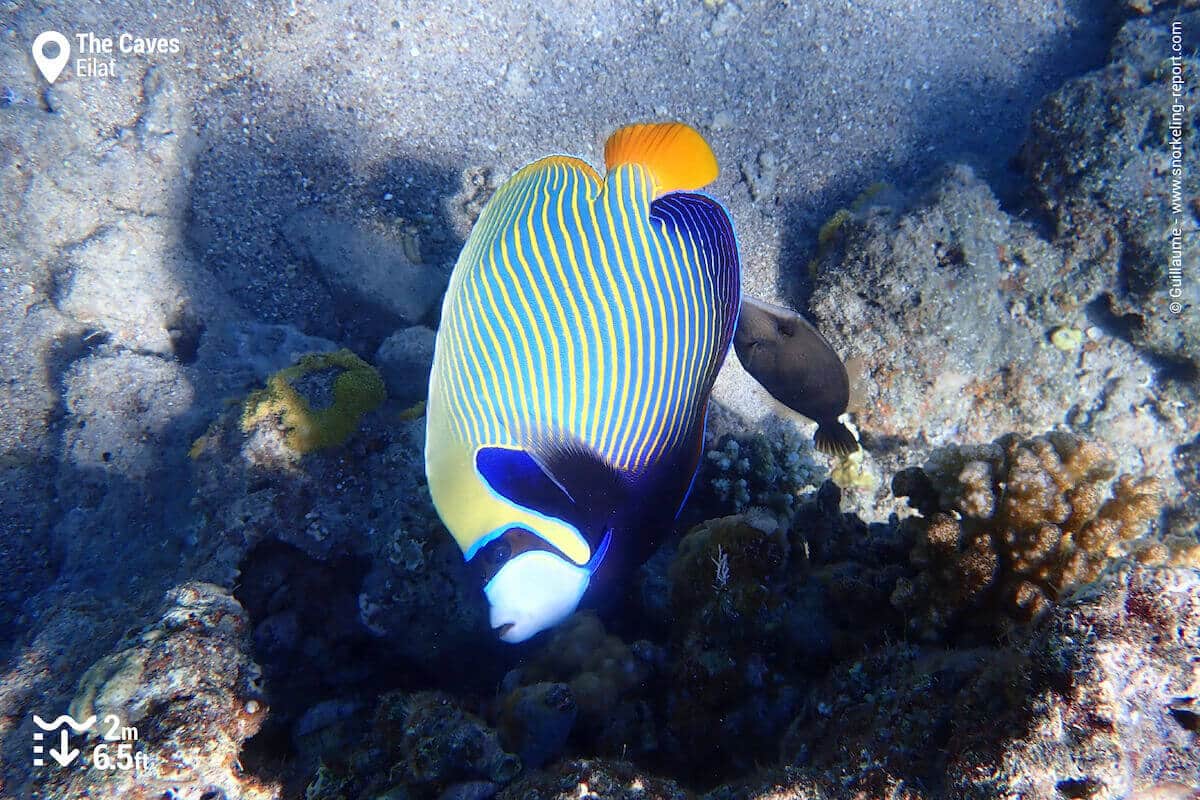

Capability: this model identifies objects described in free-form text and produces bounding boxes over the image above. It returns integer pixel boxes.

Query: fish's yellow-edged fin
[603,122,718,195]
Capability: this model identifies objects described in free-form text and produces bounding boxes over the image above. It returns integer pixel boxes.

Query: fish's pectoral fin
[604,122,718,195]
[477,438,627,561]
[814,420,859,456]
[528,435,626,516]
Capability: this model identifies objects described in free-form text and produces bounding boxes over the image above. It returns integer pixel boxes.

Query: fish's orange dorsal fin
[603,122,718,195]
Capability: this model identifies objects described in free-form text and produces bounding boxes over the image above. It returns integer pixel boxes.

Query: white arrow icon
[48,729,79,767]
[32,31,71,84]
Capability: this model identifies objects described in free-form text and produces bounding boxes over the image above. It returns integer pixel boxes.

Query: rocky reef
[772,563,1200,799]
[805,11,1198,530]
[285,477,1197,799]
[949,565,1200,799]
[36,583,276,800]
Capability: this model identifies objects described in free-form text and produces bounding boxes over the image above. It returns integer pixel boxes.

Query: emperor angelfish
[425,122,740,643]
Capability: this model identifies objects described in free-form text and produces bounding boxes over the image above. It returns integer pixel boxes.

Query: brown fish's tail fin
[814,420,859,456]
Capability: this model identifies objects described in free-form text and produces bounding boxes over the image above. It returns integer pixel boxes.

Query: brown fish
[734,295,859,455]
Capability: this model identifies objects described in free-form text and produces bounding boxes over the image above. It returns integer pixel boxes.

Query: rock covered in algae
[767,565,1200,800]
[497,759,688,800]
[496,682,577,770]
[189,368,489,680]
[1021,9,1200,370]
[36,583,277,800]
[380,691,521,787]
[890,430,1193,639]
[241,348,386,454]
[806,138,1194,528]
[662,512,804,779]
[303,690,520,800]
[506,612,657,760]
[947,565,1200,799]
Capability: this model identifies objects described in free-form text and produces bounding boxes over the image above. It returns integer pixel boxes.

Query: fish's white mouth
[484,550,590,643]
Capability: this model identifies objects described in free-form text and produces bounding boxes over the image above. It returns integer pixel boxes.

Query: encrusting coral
[891,430,1194,639]
[241,349,386,453]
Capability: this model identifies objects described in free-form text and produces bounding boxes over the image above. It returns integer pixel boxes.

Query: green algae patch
[816,208,853,250]
[813,184,898,269]
[850,181,894,211]
[241,349,386,453]
[398,399,426,421]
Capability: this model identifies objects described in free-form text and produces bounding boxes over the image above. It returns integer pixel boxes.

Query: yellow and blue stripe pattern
[426,125,740,567]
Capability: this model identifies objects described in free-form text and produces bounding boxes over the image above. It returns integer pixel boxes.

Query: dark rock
[497,682,576,769]
[375,325,437,403]
[282,208,447,325]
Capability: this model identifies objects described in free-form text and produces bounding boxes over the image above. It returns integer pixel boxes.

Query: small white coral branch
[712,544,730,590]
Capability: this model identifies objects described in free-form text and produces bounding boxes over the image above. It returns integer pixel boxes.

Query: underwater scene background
[0,0,1197,798]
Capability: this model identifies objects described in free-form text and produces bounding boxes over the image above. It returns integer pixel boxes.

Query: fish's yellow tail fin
[603,122,718,195]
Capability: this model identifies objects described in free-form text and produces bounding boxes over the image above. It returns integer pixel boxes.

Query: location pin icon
[32,31,70,84]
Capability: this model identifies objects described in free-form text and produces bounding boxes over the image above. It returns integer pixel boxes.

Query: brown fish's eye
[491,540,512,564]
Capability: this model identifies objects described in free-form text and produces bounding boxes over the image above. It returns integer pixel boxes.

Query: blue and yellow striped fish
[425,122,741,642]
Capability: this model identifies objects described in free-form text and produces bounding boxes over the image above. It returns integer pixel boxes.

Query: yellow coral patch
[1050,326,1084,351]
[241,349,386,454]
[830,448,877,492]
